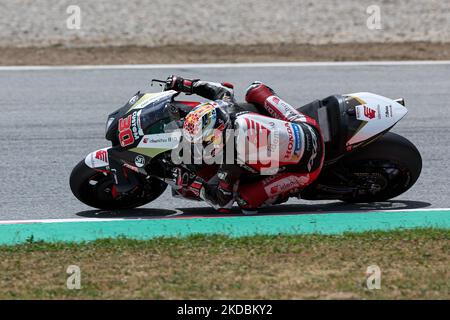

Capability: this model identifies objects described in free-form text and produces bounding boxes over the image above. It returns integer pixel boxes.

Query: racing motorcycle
[70,80,422,210]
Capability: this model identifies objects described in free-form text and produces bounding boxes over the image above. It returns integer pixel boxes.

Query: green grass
[0,228,448,299]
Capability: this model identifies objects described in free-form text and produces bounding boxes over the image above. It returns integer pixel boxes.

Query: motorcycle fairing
[126,90,178,113]
[106,90,179,145]
[130,131,182,158]
[84,147,111,170]
[344,92,407,147]
[84,146,149,176]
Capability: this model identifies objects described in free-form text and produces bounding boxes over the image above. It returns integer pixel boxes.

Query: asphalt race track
[0,62,449,221]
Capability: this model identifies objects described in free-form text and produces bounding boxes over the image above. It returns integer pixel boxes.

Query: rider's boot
[201,182,234,213]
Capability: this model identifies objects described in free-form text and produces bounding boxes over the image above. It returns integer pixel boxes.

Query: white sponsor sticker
[264,174,310,196]
[137,131,182,149]
[355,104,377,121]
[134,155,146,168]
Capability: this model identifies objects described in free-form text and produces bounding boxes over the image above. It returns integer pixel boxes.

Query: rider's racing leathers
[168,77,324,212]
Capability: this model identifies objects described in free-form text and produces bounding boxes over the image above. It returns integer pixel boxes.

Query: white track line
[0,218,127,225]
[0,208,448,225]
[1,60,450,71]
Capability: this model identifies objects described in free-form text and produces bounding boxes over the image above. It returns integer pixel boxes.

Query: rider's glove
[164,75,198,94]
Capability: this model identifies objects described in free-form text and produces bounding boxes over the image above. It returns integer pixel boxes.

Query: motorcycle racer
[164,75,324,213]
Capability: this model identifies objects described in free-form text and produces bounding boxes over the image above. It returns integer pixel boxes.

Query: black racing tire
[69,160,167,210]
[341,132,422,203]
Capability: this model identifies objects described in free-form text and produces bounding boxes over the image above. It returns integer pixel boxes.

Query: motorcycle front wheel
[69,160,167,210]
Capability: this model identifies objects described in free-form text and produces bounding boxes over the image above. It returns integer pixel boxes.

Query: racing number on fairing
[119,115,134,147]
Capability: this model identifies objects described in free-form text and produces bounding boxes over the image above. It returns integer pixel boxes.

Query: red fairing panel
[179,101,201,108]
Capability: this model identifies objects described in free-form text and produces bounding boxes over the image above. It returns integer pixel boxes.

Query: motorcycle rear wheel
[341,132,422,203]
[69,160,167,210]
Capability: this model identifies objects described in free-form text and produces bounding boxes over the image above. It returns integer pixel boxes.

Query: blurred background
[0,0,449,64]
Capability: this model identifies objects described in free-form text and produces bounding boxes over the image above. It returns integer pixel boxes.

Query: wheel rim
[87,172,118,201]
[349,160,411,197]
